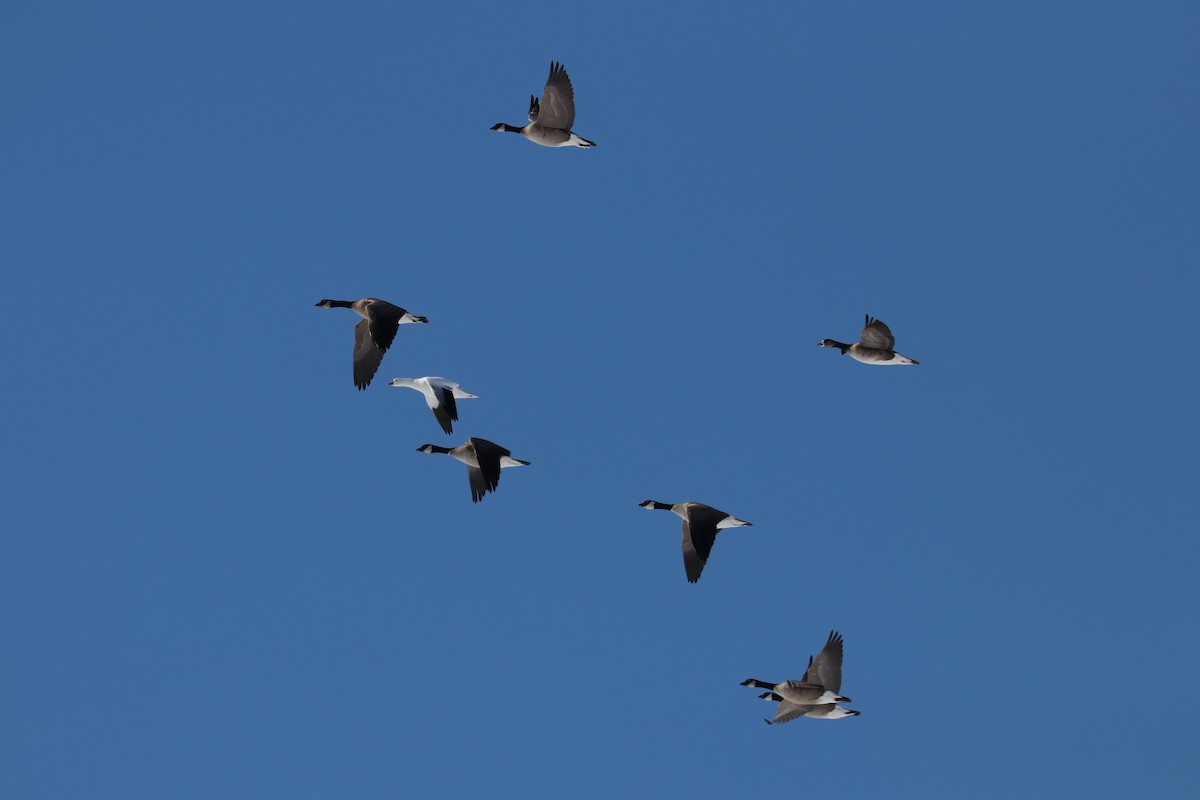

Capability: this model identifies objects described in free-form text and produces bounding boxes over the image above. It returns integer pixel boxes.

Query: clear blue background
[3,1,1198,797]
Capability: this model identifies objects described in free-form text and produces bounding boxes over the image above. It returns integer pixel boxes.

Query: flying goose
[757,692,859,722]
[387,377,478,435]
[818,315,919,365]
[417,437,530,502]
[742,630,859,724]
[315,298,428,389]
[491,61,596,148]
[637,501,752,583]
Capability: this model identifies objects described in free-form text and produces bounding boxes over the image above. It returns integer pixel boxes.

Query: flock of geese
[315,62,921,726]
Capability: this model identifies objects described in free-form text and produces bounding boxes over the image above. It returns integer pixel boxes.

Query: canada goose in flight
[417,437,530,502]
[491,61,596,148]
[387,377,478,435]
[757,692,859,722]
[742,630,859,724]
[315,298,428,389]
[818,315,919,365]
[637,501,752,583]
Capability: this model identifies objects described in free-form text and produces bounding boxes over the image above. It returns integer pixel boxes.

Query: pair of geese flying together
[742,631,860,723]
[313,298,471,431]
[315,297,528,502]
[313,297,476,431]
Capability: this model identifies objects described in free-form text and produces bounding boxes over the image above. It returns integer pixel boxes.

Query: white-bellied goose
[757,692,859,722]
[315,298,428,389]
[417,437,530,502]
[818,315,919,365]
[742,630,859,724]
[637,501,752,583]
[387,377,478,435]
[491,61,596,148]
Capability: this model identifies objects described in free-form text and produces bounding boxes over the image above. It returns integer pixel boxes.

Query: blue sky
[3,1,1199,797]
